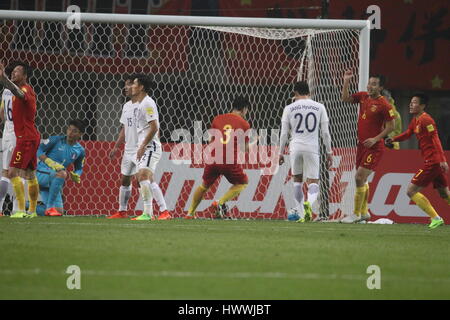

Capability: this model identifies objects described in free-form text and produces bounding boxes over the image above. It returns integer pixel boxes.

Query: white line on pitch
[1,268,449,283]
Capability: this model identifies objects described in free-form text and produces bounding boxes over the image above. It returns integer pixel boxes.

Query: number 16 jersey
[1,89,15,142]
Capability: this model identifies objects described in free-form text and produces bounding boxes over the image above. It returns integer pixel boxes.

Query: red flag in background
[328,0,450,91]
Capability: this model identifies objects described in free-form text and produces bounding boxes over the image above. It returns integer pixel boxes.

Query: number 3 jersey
[1,88,15,142]
[210,113,251,165]
[280,98,330,154]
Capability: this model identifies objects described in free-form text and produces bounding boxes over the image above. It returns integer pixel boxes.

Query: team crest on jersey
[426,124,435,132]
[370,105,377,112]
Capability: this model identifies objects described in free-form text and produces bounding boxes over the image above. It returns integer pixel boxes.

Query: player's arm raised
[341,70,354,103]
[0,62,25,99]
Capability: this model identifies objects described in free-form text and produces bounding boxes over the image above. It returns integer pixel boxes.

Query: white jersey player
[108,75,169,220]
[135,95,162,173]
[279,81,332,222]
[0,87,18,215]
[130,75,169,221]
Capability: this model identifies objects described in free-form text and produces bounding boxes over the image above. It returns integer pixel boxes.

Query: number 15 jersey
[281,98,329,154]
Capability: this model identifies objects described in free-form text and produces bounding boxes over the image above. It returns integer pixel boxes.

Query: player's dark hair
[232,95,250,111]
[412,92,429,107]
[369,74,386,88]
[124,73,143,83]
[69,119,86,133]
[293,81,310,95]
[8,61,33,79]
[134,75,157,94]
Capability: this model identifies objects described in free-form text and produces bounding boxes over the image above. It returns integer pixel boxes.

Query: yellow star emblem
[431,75,443,89]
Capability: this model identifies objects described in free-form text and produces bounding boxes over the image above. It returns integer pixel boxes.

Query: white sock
[151,182,167,212]
[119,185,132,211]
[307,183,319,206]
[293,182,304,217]
[139,180,153,217]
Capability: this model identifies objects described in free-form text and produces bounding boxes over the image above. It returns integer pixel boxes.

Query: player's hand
[363,137,378,148]
[326,153,333,169]
[343,70,353,81]
[137,146,145,161]
[70,171,81,183]
[44,158,65,171]
[440,162,449,174]
[109,147,119,160]
[384,137,394,149]
[279,155,284,166]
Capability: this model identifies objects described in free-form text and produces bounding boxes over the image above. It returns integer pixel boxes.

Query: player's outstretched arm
[0,62,25,99]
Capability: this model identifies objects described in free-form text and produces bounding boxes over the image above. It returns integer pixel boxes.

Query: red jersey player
[341,71,395,223]
[0,61,40,218]
[386,93,449,229]
[185,96,251,219]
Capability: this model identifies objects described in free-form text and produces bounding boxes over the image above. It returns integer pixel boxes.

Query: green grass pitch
[0,217,449,300]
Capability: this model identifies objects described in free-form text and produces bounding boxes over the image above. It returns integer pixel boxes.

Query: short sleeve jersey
[135,95,161,147]
[12,84,40,141]
[210,113,251,164]
[352,92,395,147]
[119,100,139,152]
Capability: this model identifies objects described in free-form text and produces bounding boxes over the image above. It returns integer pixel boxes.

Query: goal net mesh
[0,16,360,220]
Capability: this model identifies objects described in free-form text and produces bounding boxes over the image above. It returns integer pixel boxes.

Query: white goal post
[0,10,370,220]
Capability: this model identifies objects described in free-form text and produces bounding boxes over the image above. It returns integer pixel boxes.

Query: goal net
[0,11,368,220]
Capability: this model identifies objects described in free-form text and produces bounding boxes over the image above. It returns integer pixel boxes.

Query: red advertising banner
[64,141,450,224]
[219,0,450,91]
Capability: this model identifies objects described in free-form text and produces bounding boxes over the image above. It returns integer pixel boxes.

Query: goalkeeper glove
[384,137,394,149]
[44,158,65,171]
[70,171,81,183]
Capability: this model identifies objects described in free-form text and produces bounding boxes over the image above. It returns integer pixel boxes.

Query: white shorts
[289,150,319,179]
[137,142,161,173]
[1,138,16,171]
[121,151,138,176]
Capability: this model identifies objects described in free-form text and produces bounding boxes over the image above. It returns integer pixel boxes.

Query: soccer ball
[287,208,300,221]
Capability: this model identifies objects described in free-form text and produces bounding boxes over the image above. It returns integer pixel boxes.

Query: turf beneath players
[0,217,449,299]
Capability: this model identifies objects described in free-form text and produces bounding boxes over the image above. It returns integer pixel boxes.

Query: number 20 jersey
[281,98,329,154]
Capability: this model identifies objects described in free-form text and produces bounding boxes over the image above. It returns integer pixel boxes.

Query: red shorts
[356,143,384,171]
[202,164,248,187]
[10,139,40,170]
[411,163,449,189]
